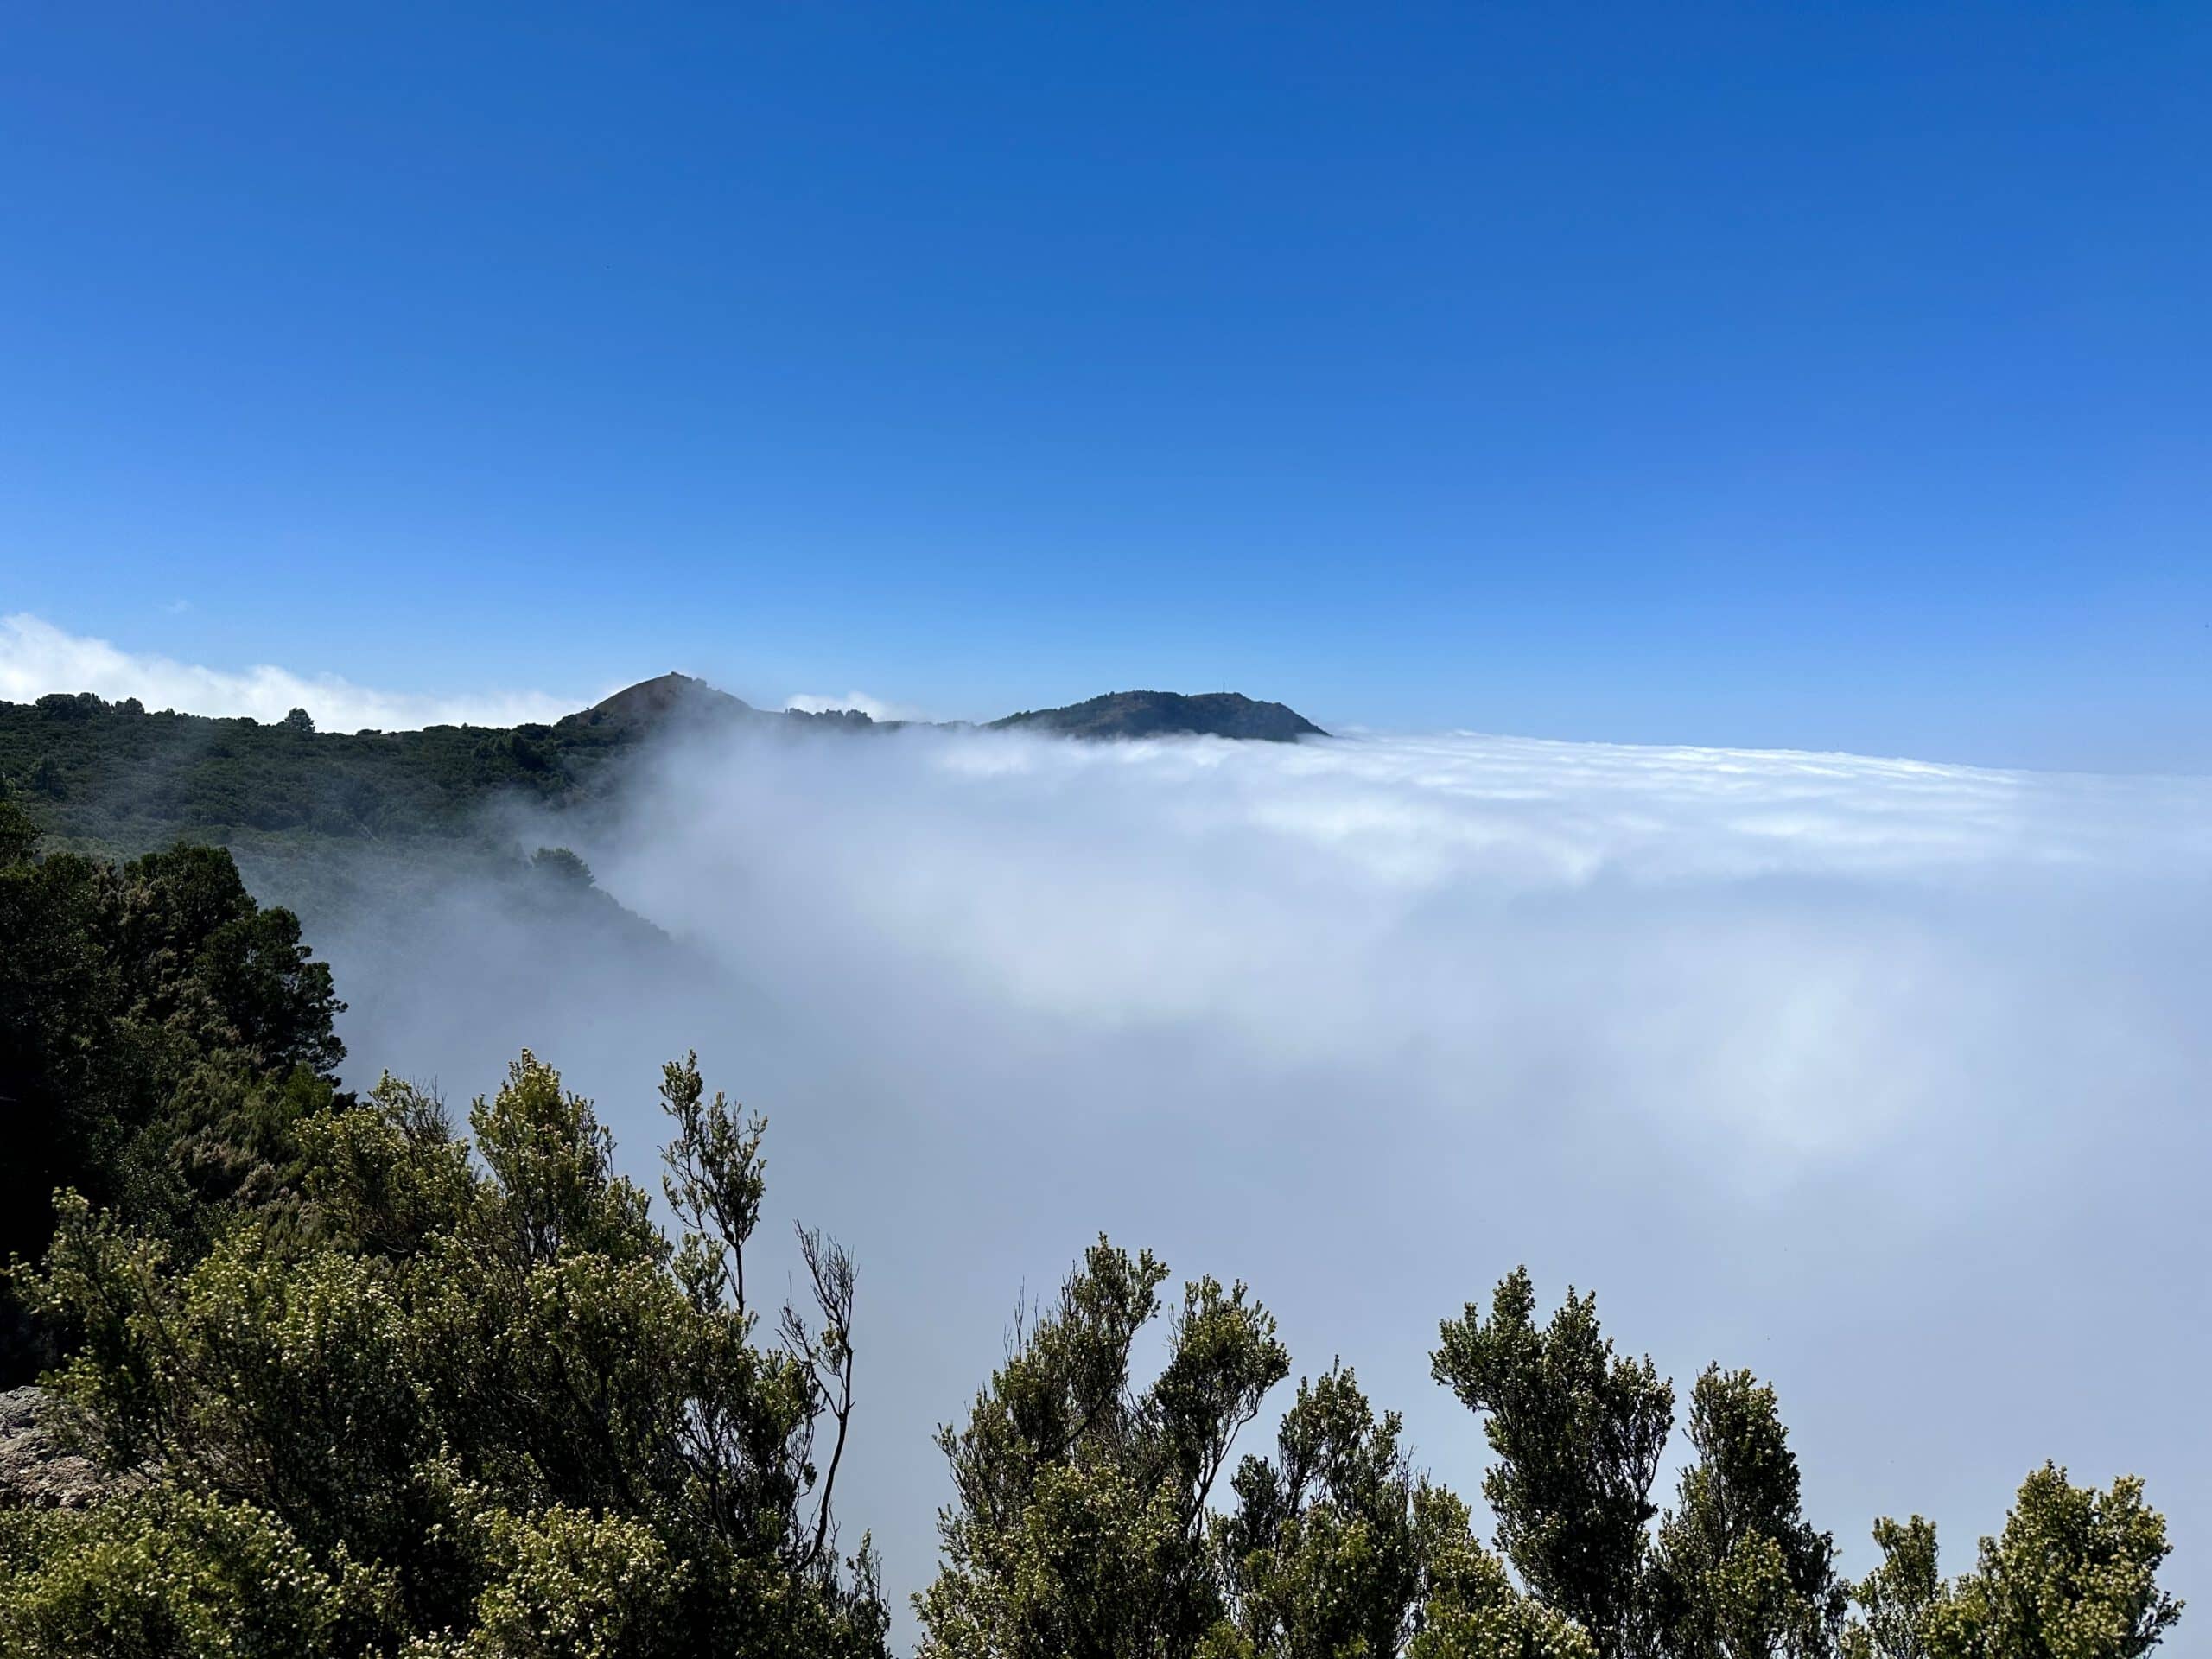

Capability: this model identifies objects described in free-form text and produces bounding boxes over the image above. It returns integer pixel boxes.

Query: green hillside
[0,687,671,940]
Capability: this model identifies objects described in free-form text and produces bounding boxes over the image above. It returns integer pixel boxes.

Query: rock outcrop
[0,1387,134,1510]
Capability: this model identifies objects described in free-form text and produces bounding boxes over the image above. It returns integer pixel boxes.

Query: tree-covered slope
[0,691,622,854]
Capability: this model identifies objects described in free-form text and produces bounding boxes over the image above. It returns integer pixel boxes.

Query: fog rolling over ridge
[324,719,2212,1632]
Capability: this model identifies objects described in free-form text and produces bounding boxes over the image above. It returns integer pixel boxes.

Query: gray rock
[0,1386,134,1510]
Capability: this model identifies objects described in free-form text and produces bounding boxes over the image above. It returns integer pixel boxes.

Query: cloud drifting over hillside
[327,720,2212,1629]
[0,613,576,730]
[784,690,931,723]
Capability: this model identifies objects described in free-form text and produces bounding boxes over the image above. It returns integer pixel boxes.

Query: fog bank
[326,723,2212,1631]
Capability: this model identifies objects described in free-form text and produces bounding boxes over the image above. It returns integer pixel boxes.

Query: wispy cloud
[784,690,931,723]
[0,613,576,730]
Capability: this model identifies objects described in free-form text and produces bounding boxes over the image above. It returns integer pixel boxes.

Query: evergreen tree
[1409,1484,1601,1659]
[1212,1363,1590,1659]
[0,804,344,1382]
[1925,1465,2180,1659]
[1212,1364,1427,1657]
[916,1239,1287,1659]
[9,1052,890,1657]
[1431,1269,1673,1659]
[1646,1366,1844,1658]
[1842,1517,1943,1659]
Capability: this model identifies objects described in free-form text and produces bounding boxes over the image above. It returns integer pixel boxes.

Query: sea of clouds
[9,613,2203,1630]
[324,721,2212,1631]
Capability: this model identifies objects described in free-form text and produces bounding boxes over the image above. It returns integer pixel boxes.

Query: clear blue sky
[3,3,2206,768]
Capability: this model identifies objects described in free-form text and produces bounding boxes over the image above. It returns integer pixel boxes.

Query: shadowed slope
[989,690,1325,742]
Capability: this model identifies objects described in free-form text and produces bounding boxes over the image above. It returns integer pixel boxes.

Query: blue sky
[2,2,2206,768]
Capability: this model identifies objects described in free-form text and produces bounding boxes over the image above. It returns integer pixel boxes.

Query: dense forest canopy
[0,793,2183,1656]
[0,689,624,850]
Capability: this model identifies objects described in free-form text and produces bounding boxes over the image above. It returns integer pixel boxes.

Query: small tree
[1843,1517,1944,1659]
[282,707,315,733]
[1646,1366,1844,1658]
[916,1238,1288,1659]
[1925,1465,2180,1659]
[1213,1364,1427,1657]
[1432,1269,1673,1659]
[1211,1363,1591,1659]
[1411,1484,1601,1659]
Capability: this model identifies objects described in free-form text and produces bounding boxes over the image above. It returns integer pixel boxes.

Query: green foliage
[914,1255,2183,1659]
[0,804,345,1382]
[916,1238,1289,1659]
[1212,1364,1428,1658]
[0,1484,395,1658]
[1842,1517,1943,1659]
[0,694,626,855]
[1646,1366,1844,1658]
[1926,1465,2180,1659]
[0,790,36,861]
[1840,1468,2183,1659]
[1211,1364,1587,1659]
[1431,1270,1673,1659]
[424,1494,688,1658]
[0,692,659,946]
[1407,1484,1598,1659]
[16,1052,890,1658]
[0,692,693,1038]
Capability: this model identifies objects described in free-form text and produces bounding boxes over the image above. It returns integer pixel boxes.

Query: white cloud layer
[0,613,575,730]
[31,616,2202,1618]
[321,720,2212,1631]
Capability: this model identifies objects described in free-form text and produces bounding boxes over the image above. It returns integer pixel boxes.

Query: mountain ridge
[563,672,1327,743]
[989,690,1325,742]
[0,675,1326,894]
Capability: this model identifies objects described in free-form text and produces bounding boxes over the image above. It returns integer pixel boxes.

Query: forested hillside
[0,677,1325,857]
[0,692,618,850]
[0,795,2183,1657]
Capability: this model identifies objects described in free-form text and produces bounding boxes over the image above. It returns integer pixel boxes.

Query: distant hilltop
[578,671,752,728]
[566,673,1327,743]
[566,673,883,734]
[989,690,1325,742]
